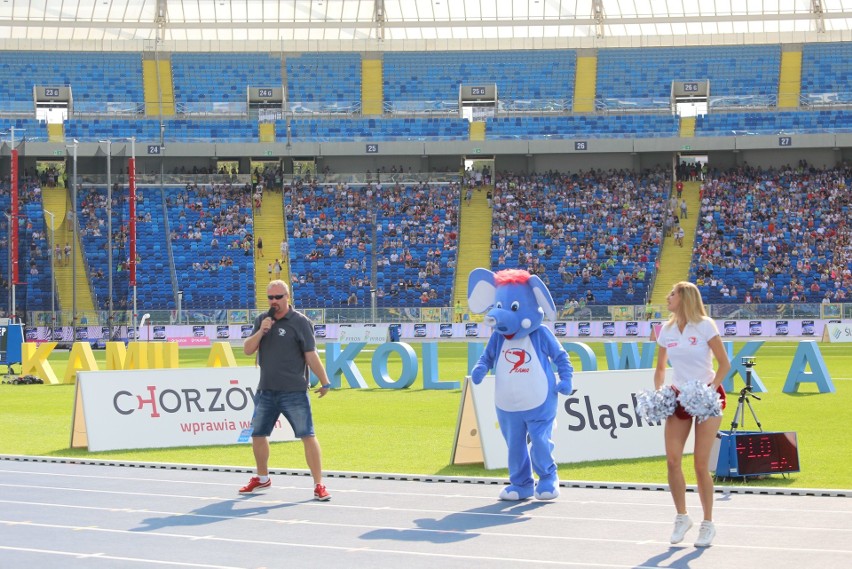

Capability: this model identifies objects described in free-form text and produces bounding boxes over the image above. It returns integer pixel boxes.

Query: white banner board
[469,368,689,470]
[76,367,296,452]
[337,324,388,344]
[825,322,852,343]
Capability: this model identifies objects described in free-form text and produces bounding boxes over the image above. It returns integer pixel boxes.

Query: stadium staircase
[252,188,288,308]
[41,186,96,320]
[649,181,701,306]
[361,58,383,115]
[469,121,485,141]
[47,123,64,143]
[143,56,176,116]
[573,53,598,112]
[453,186,492,309]
[778,48,803,108]
[679,116,696,137]
[258,122,275,143]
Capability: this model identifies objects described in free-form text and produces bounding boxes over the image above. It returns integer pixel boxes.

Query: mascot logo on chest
[468,268,575,501]
[504,349,532,373]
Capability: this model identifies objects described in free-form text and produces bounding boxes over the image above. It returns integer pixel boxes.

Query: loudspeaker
[712,430,800,478]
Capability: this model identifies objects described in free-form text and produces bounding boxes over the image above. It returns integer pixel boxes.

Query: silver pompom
[677,380,723,423]
[635,385,677,423]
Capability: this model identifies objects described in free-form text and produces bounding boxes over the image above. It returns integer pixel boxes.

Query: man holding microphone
[239,280,333,501]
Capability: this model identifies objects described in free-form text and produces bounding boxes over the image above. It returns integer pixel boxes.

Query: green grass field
[1,340,849,489]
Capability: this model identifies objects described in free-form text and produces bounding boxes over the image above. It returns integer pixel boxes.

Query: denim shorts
[251,390,314,438]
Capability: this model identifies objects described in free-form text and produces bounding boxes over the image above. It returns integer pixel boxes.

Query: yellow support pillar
[469,121,486,141]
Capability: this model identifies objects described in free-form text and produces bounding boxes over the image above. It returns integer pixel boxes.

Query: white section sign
[469,368,688,470]
[76,367,296,452]
[825,322,852,343]
[337,324,387,344]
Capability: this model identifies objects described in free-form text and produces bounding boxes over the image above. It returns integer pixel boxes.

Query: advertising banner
[468,368,682,469]
[338,324,387,344]
[75,367,295,451]
[825,322,852,343]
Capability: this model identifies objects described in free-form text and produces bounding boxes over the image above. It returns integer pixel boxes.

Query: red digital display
[735,432,800,475]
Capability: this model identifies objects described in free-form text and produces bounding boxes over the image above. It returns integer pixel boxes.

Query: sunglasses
[267,294,286,300]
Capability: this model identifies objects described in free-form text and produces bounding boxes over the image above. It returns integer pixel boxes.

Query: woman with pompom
[654,281,731,548]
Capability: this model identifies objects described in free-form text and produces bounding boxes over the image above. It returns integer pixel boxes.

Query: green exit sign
[682,145,691,150]
[264,150,274,156]
[53,150,64,156]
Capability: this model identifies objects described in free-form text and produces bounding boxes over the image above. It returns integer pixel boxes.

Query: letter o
[371,342,417,389]
[226,387,249,410]
[158,389,181,413]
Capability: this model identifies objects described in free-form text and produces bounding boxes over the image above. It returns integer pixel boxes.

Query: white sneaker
[694,520,716,547]
[670,513,693,544]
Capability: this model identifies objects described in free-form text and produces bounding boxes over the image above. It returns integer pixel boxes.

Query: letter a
[783,341,835,394]
[64,341,99,383]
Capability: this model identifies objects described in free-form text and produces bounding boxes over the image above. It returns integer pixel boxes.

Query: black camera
[741,356,756,368]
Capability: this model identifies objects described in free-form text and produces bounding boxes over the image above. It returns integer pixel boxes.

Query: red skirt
[673,384,726,420]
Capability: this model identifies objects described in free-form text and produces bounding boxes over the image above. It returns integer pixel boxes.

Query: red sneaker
[239,476,271,494]
[314,483,331,501]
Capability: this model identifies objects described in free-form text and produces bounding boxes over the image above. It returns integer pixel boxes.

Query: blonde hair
[667,281,707,327]
[267,280,290,296]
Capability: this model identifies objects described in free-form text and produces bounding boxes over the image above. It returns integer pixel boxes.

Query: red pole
[128,156,136,287]
[10,148,19,285]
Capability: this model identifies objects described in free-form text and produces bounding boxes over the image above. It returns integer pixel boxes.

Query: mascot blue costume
[468,268,574,501]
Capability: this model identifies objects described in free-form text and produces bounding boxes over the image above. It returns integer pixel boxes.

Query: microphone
[267,307,276,320]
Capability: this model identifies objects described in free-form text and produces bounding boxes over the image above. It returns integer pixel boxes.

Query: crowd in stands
[283,178,459,308]
[166,182,255,308]
[690,162,852,306]
[489,168,670,311]
[4,161,852,317]
[284,179,373,307]
[374,181,460,307]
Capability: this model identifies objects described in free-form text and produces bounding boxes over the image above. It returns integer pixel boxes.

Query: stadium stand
[486,115,679,140]
[286,52,362,114]
[172,52,282,108]
[374,182,460,308]
[65,118,258,143]
[801,42,852,106]
[285,117,470,142]
[694,109,852,136]
[0,51,143,113]
[166,183,256,309]
[489,169,670,314]
[383,50,576,113]
[596,45,781,111]
[284,180,374,308]
[3,42,852,318]
[690,164,852,307]
[0,180,52,312]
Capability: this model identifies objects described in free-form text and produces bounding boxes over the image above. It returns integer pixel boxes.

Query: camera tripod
[729,363,763,433]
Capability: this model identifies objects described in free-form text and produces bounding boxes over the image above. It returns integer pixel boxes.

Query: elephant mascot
[468,268,574,500]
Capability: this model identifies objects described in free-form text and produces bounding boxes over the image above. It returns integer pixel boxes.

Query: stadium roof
[1,0,851,51]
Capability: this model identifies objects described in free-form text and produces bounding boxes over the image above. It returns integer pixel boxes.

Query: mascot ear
[467,268,496,314]
[528,274,557,321]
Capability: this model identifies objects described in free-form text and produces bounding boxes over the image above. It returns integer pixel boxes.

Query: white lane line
[0,546,246,568]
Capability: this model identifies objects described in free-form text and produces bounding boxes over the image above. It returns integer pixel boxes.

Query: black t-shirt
[251,307,317,391]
